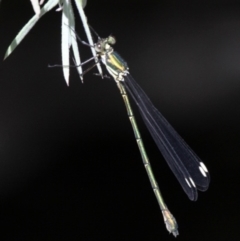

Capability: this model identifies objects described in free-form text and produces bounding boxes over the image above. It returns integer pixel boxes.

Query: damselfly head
[94,36,116,54]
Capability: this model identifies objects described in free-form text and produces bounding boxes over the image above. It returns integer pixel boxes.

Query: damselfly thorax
[94,36,129,81]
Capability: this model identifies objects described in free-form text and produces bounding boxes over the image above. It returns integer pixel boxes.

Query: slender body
[117,81,178,236]
[83,34,210,236]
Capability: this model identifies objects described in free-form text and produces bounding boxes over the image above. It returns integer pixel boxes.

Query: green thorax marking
[105,51,128,73]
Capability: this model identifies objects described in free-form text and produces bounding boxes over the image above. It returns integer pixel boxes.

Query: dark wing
[123,74,210,201]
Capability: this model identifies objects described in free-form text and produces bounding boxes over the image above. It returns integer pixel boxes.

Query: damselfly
[69,28,210,236]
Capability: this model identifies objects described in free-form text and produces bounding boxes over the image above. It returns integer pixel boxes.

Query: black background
[0,0,240,240]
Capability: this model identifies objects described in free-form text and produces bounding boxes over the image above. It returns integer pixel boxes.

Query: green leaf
[74,0,103,77]
[4,0,59,60]
[62,0,71,85]
[68,2,83,82]
[30,0,41,15]
[77,0,87,9]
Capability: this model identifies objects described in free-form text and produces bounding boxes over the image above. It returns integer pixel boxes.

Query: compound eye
[108,36,116,45]
[95,43,102,52]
